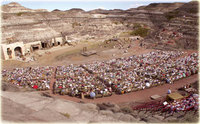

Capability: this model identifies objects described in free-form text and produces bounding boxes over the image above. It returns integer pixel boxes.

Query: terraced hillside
[145,1,198,50]
[1,1,198,50]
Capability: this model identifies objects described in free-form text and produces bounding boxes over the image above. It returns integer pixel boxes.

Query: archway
[14,47,22,57]
[7,48,12,59]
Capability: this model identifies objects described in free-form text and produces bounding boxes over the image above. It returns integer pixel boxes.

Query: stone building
[1,36,67,60]
[1,42,25,60]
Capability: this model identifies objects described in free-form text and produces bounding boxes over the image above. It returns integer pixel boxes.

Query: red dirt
[48,74,198,104]
[3,40,198,105]
[46,49,198,104]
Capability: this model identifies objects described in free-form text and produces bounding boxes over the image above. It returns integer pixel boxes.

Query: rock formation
[1,1,198,50]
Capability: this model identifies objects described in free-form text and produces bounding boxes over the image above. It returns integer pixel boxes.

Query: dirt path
[2,40,198,105]
[48,74,198,104]
[3,41,196,70]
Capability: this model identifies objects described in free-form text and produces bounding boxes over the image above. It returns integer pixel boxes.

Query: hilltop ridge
[2,2,48,13]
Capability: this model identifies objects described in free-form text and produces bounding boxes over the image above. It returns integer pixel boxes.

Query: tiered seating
[132,94,199,116]
[2,66,54,90]
[1,50,198,99]
[161,94,199,115]
[55,65,112,98]
[132,101,164,112]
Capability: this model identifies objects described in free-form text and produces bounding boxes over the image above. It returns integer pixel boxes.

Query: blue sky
[1,0,192,11]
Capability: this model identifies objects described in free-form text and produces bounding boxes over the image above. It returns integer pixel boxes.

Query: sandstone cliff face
[145,1,198,50]
[1,3,151,44]
[1,1,198,50]
[137,2,185,13]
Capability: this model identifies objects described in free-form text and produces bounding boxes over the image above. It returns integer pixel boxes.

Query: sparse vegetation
[113,21,119,25]
[165,11,179,21]
[130,27,149,37]
[133,23,142,29]
[82,40,89,43]
[119,31,132,37]
[61,113,70,118]
[72,22,81,28]
[188,8,197,13]
[120,21,124,24]
[16,12,23,16]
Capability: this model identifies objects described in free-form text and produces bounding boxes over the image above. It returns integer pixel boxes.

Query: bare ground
[2,40,153,69]
[1,40,198,122]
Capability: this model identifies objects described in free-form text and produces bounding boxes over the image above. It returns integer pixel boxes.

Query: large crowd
[1,50,198,98]
[82,50,198,94]
[2,66,53,90]
[55,65,112,98]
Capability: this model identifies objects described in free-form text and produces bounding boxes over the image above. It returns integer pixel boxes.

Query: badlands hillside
[1,1,199,50]
[1,1,199,123]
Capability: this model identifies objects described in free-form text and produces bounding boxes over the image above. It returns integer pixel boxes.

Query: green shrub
[61,113,70,118]
[133,23,141,29]
[72,22,81,28]
[130,27,149,37]
[188,8,197,13]
[16,12,23,16]
[165,11,179,21]
[113,21,119,25]
[165,14,175,20]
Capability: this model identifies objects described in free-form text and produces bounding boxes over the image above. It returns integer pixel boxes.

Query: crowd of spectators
[82,50,198,94]
[2,66,53,90]
[163,94,199,113]
[1,50,198,98]
[55,65,112,98]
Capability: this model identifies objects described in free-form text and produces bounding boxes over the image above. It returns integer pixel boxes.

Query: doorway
[41,42,48,48]
[14,47,22,57]
[32,46,39,51]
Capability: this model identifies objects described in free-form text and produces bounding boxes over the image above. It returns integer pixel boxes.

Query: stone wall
[1,42,25,60]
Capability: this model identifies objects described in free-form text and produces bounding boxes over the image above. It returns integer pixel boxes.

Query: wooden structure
[81,47,97,57]
[166,92,184,102]
[81,50,97,56]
